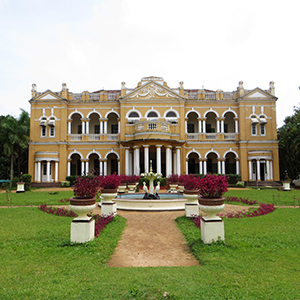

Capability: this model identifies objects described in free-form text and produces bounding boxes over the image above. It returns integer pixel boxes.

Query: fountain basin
[115,193,186,211]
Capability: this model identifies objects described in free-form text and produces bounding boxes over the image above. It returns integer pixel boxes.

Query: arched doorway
[88,153,100,175]
[187,152,200,174]
[107,153,118,175]
[70,153,82,175]
[207,152,218,173]
[225,152,236,174]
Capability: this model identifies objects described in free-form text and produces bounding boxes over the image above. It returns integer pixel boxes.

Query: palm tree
[0,109,30,186]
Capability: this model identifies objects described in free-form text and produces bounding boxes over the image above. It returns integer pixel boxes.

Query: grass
[0,190,74,206]
[225,188,300,206]
[0,190,300,299]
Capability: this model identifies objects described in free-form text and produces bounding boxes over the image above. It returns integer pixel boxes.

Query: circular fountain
[114,161,186,211]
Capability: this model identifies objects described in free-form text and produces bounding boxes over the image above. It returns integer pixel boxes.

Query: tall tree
[277,107,300,180]
[0,109,30,185]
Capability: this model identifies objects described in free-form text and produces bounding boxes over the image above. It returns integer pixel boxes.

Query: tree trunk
[10,154,14,187]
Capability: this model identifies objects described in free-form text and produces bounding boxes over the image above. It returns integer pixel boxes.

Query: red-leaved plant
[198,174,228,198]
[127,174,140,184]
[167,174,179,183]
[120,174,129,184]
[183,175,201,190]
[73,176,101,199]
[100,174,121,189]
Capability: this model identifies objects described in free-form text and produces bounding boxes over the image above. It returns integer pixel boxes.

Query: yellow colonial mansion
[28,76,279,184]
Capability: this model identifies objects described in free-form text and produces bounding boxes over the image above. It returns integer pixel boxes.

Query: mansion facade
[28,76,279,183]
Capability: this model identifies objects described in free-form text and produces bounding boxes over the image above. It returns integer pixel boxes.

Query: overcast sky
[1,0,299,127]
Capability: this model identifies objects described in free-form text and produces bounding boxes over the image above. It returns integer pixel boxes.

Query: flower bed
[225,196,257,205]
[38,204,113,237]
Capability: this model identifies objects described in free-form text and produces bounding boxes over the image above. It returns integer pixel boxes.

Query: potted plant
[198,174,228,219]
[167,174,179,192]
[118,174,128,192]
[70,176,101,220]
[183,175,201,197]
[127,175,140,193]
[100,174,121,202]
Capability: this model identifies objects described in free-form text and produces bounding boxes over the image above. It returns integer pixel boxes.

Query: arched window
[129,112,139,118]
[166,111,176,118]
[147,112,158,118]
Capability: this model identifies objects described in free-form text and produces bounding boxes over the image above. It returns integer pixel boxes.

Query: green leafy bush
[22,174,32,191]
[226,174,241,184]
[236,181,245,188]
[61,181,70,187]
[66,175,78,186]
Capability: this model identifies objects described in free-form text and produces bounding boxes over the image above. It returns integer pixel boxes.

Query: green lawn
[225,188,300,206]
[0,190,74,206]
[0,190,300,299]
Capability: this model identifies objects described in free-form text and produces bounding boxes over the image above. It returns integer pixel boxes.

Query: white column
[266,160,270,181]
[81,161,85,175]
[144,145,149,173]
[104,121,107,134]
[203,160,207,175]
[186,160,189,174]
[199,160,203,175]
[198,119,202,133]
[202,120,206,133]
[156,145,162,174]
[118,159,120,175]
[81,121,85,134]
[256,160,261,181]
[235,119,239,133]
[34,162,37,181]
[221,120,224,133]
[100,121,103,134]
[249,160,252,180]
[176,147,181,175]
[67,161,71,177]
[236,160,240,175]
[125,149,130,175]
[55,161,58,182]
[99,160,103,176]
[104,160,107,176]
[217,120,220,133]
[185,120,187,133]
[134,146,140,175]
[47,161,51,182]
[85,161,89,176]
[37,161,41,182]
[129,152,133,174]
[68,121,72,134]
[218,160,221,174]
[173,151,177,175]
[118,120,120,134]
[86,121,89,134]
[222,160,226,175]
[270,161,273,180]
[166,146,172,177]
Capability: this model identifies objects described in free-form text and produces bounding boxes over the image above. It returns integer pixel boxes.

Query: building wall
[28,77,279,183]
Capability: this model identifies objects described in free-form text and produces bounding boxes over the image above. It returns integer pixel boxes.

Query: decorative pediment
[125,81,185,100]
[239,88,277,101]
[34,90,64,101]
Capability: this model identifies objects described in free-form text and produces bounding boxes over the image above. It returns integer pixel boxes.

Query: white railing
[224,133,236,140]
[187,134,199,140]
[70,134,82,141]
[89,134,100,141]
[107,134,119,140]
[206,134,217,139]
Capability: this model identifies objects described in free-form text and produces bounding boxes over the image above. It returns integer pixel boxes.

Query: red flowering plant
[167,174,179,184]
[120,174,129,184]
[73,176,101,199]
[127,175,140,184]
[183,175,201,191]
[198,174,228,198]
[100,174,121,190]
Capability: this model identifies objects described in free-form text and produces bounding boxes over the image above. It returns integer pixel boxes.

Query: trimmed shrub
[236,181,245,188]
[22,174,32,191]
[61,181,70,187]
[226,174,241,184]
[66,175,78,186]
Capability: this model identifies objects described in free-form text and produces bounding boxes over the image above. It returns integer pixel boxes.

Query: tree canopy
[277,106,300,180]
[0,109,30,184]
